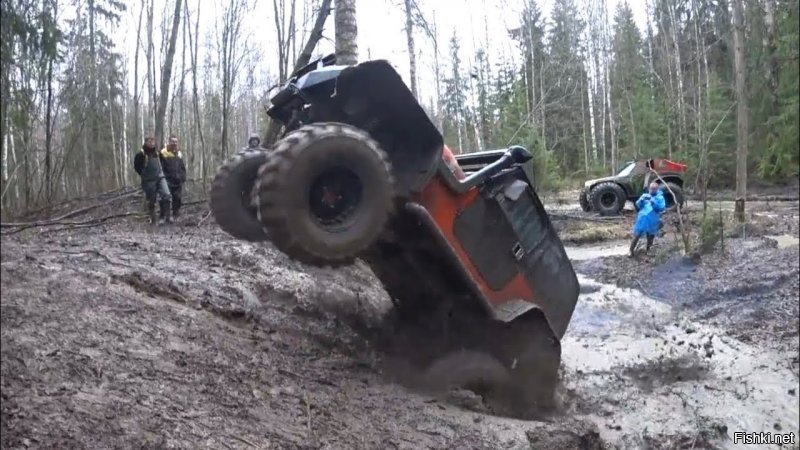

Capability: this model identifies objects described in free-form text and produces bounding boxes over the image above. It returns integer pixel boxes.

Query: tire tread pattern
[254,122,394,267]
[210,149,270,241]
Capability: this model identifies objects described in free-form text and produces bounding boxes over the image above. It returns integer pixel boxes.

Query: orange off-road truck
[210,55,580,416]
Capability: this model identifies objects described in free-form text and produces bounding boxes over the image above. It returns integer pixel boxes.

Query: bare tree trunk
[219,0,249,158]
[10,129,19,206]
[691,0,705,196]
[761,0,779,158]
[645,0,656,97]
[146,0,155,131]
[44,56,54,202]
[625,91,637,157]
[108,79,119,188]
[273,0,288,81]
[186,0,206,188]
[289,0,297,63]
[132,0,143,154]
[335,0,358,65]
[668,0,686,154]
[433,13,443,132]
[404,0,417,97]
[732,0,748,222]
[539,56,546,156]
[581,73,589,174]
[603,0,617,171]
[122,74,129,186]
[179,0,187,145]
[154,0,182,148]
[763,0,777,98]
[288,0,297,74]
[87,0,98,192]
[294,0,333,70]
[23,132,30,208]
[1,115,8,200]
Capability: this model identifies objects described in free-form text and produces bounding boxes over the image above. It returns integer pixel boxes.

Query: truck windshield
[616,162,635,177]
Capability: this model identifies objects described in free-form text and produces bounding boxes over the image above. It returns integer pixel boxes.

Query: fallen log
[0,212,142,235]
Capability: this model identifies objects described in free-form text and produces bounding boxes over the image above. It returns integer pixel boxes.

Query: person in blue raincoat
[629,182,666,256]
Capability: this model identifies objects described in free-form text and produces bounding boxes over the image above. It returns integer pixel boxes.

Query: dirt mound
[3,195,798,448]
[1,209,605,449]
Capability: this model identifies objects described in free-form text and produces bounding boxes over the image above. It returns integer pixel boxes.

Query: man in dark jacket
[159,135,187,219]
[134,136,172,225]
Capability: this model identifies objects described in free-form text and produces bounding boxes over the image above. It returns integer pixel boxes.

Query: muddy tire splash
[377,307,561,420]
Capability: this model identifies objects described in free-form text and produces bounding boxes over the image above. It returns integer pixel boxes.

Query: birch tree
[334,0,358,65]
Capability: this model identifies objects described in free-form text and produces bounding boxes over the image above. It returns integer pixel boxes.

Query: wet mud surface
[2,194,799,449]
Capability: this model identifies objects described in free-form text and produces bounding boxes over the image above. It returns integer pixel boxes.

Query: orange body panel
[414,177,538,309]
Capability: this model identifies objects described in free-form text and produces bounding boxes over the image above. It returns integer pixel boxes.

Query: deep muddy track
[1,198,798,449]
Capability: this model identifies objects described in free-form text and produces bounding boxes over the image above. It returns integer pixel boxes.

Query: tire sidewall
[579,189,591,212]
[274,133,392,255]
[232,152,266,213]
[210,150,268,241]
[590,183,625,216]
[662,182,684,209]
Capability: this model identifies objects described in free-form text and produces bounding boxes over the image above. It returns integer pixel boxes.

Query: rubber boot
[645,235,655,254]
[165,205,174,224]
[147,203,158,226]
[158,200,170,225]
[629,234,641,257]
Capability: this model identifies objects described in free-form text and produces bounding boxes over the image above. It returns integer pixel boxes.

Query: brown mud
[2,191,798,449]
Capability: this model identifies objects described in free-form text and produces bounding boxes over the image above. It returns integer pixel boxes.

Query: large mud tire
[579,188,591,212]
[500,313,561,415]
[589,181,626,216]
[662,182,685,210]
[210,149,269,241]
[254,123,394,267]
[422,349,511,393]
[420,311,560,419]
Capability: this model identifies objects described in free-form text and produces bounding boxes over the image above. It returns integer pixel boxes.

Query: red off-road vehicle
[580,158,688,216]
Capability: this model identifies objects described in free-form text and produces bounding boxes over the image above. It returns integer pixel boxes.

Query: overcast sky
[114,0,648,104]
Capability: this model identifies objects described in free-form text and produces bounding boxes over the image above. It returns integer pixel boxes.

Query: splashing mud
[559,274,800,448]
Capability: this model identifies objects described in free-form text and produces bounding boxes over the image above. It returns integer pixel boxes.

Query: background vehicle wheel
[579,188,591,212]
[661,182,685,210]
[254,123,394,267]
[210,149,269,241]
[589,182,626,216]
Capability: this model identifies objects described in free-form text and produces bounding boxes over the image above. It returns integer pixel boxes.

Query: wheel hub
[601,192,616,207]
[309,166,363,229]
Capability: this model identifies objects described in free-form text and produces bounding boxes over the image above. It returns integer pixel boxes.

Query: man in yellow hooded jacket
[159,135,187,219]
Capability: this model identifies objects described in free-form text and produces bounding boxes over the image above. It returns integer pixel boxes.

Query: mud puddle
[765,234,800,249]
[565,241,631,261]
[559,274,800,448]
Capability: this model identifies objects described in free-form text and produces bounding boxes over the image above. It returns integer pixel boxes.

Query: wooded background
[1,0,797,215]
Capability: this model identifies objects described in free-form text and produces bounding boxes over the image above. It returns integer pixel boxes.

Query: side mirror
[507,145,533,164]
